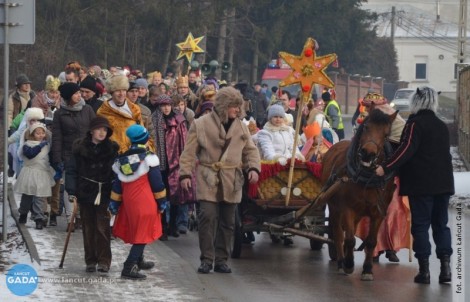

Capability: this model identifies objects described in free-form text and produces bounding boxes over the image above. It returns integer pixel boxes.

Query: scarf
[152,109,168,171]
[262,121,292,132]
[60,98,85,112]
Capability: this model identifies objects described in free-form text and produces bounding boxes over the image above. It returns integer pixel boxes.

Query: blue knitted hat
[126,124,149,144]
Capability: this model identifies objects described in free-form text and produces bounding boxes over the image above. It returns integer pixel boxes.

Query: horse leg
[361,217,383,281]
[331,214,347,275]
[343,211,356,275]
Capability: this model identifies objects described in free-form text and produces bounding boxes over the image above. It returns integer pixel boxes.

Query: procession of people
[4,60,454,286]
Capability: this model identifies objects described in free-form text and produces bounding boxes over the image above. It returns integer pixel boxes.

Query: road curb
[7,186,41,265]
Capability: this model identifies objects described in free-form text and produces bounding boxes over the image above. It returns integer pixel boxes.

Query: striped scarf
[152,109,168,171]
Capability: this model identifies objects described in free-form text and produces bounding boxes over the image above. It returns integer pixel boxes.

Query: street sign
[0,0,35,44]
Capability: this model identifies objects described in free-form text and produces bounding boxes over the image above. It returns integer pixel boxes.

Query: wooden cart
[231,162,333,258]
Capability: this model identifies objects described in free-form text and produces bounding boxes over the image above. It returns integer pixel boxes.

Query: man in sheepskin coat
[179,87,260,274]
[97,75,145,154]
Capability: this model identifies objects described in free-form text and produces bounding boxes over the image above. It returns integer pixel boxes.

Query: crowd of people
[4,61,454,285]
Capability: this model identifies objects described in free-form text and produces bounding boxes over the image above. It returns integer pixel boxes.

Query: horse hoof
[338,268,348,275]
[361,273,374,281]
[344,266,355,275]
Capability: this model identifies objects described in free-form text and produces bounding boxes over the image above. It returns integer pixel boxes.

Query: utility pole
[457,0,467,63]
[391,6,396,45]
[0,0,35,242]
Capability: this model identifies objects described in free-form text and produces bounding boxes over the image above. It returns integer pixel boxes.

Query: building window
[415,63,426,80]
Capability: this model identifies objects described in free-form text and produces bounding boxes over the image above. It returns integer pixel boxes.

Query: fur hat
[45,75,61,92]
[25,107,45,122]
[176,75,189,88]
[410,86,440,114]
[106,75,129,93]
[135,78,148,89]
[80,75,97,93]
[156,94,172,105]
[362,92,387,107]
[268,104,286,120]
[321,91,331,102]
[126,124,149,144]
[89,116,113,138]
[16,74,32,87]
[59,82,80,100]
[29,122,47,135]
[214,87,245,123]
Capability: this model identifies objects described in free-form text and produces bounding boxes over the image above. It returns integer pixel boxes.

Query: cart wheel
[309,236,324,251]
[231,209,243,258]
[270,234,281,243]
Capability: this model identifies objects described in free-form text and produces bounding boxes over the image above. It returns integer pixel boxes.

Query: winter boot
[439,255,452,283]
[138,256,155,270]
[19,214,27,224]
[121,262,146,280]
[385,250,400,262]
[49,214,57,226]
[35,219,44,230]
[414,258,430,284]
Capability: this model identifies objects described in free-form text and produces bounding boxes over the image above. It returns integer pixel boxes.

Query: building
[361,3,470,97]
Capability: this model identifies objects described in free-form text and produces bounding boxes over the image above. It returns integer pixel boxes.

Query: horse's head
[357,108,397,168]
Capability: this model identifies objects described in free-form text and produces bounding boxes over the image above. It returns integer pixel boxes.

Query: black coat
[383,109,454,196]
[51,103,96,164]
[65,136,119,205]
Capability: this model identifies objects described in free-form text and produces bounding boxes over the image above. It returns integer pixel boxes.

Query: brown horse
[316,108,398,281]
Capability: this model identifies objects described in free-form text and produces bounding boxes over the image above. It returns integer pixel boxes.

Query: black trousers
[409,194,453,260]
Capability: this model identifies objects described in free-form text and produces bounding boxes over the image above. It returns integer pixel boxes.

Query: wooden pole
[285,93,308,206]
[59,198,78,268]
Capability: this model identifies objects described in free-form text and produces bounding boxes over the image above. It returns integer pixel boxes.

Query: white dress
[14,140,55,197]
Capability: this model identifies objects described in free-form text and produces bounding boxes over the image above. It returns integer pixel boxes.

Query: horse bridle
[356,139,382,170]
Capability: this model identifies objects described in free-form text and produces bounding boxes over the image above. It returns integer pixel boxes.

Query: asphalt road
[162,208,468,302]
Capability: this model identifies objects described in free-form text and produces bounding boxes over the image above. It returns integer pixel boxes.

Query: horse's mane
[364,108,391,126]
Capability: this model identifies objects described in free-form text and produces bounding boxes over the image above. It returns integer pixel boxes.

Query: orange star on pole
[176,32,205,62]
[279,37,337,98]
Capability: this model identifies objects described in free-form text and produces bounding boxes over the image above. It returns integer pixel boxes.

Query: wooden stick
[59,197,78,269]
[285,93,308,206]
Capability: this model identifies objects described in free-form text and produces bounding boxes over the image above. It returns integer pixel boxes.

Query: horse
[315,108,398,281]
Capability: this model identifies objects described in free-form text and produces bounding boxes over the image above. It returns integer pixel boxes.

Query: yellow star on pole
[176,32,205,62]
[279,37,337,99]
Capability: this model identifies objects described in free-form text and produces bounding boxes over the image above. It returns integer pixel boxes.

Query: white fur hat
[106,75,129,93]
[29,122,46,135]
[25,107,45,122]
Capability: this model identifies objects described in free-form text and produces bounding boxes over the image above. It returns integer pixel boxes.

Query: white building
[361,2,470,96]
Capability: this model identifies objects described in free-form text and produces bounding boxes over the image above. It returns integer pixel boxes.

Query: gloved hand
[157,199,168,213]
[53,169,62,181]
[39,140,48,148]
[108,201,121,215]
[68,195,77,203]
[53,162,64,173]
[277,156,288,166]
